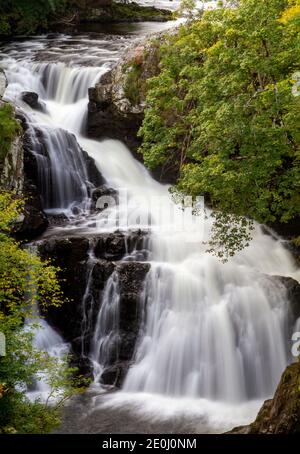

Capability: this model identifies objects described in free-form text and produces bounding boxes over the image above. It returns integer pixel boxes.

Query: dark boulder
[91,259,116,301]
[38,236,91,341]
[21,91,47,113]
[92,185,118,212]
[92,185,118,202]
[272,275,300,320]
[14,184,48,240]
[70,353,94,383]
[117,261,150,362]
[100,261,150,387]
[94,232,126,260]
[94,230,149,261]
[100,361,130,388]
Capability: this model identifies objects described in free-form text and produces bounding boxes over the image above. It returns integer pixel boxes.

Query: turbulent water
[1,20,300,433]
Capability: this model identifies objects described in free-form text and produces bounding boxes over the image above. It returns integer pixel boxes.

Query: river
[1,19,300,434]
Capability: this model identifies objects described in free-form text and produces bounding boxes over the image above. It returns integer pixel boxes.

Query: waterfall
[1,28,300,430]
[83,138,299,402]
[28,318,70,402]
[123,260,290,401]
[26,123,93,212]
[2,49,106,214]
[91,271,121,384]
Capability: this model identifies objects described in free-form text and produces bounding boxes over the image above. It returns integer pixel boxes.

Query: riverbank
[0,1,174,38]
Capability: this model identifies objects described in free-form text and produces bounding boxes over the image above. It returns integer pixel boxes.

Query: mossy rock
[228,361,300,434]
[0,103,21,166]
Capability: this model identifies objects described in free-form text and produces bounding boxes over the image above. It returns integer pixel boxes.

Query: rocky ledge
[87,29,179,183]
[37,230,150,385]
[88,34,162,150]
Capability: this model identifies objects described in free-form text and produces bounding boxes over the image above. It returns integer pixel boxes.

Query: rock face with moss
[0,69,6,99]
[0,72,24,193]
[228,361,300,434]
[88,34,162,151]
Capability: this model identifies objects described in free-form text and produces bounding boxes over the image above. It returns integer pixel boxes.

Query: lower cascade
[1,26,300,431]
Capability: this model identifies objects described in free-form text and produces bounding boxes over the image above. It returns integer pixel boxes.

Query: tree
[0,191,82,433]
[0,0,68,35]
[139,0,300,257]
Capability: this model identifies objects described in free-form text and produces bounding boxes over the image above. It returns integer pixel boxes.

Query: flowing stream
[1,20,300,433]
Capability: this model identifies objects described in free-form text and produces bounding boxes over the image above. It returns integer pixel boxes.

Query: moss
[0,104,20,165]
[124,62,144,106]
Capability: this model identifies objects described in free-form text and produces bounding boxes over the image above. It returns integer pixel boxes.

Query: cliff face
[87,30,180,183]
[0,132,24,194]
[88,34,162,151]
[0,70,23,194]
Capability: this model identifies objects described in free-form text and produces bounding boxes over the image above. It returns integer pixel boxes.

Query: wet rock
[87,30,179,183]
[47,213,69,227]
[88,67,143,152]
[272,275,300,320]
[94,232,126,260]
[117,261,150,362]
[92,185,118,202]
[15,186,49,240]
[270,217,300,240]
[37,232,150,386]
[100,262,150,387]
[101,362,130,388]
[0,69,7,99]
[70,354,94,382]
[21,91,47,112]
[94,230,149,261]
[91,259,116,301]
[228,361,300,434]
[0,124,24,194]
[87,37,153,138]
[38,237,91,341]
[92,185,118,212]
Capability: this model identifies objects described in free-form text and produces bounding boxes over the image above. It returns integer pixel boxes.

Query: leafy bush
[0,0,68,36]
[0,192,82,433]
[139,0,300,231]
[0,104,20,165]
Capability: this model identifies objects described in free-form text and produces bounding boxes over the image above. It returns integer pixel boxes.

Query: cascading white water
[1,41,109,214]
[27,318,70,402]
[82,139,299,403]
[28,125,92,211]
[91,271,121,383]
[1,25,300,430]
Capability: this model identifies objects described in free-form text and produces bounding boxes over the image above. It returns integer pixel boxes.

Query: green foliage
[0,192,83,433]
[0,104,20,165]
[139,0,300,250]
[0,0,68,36]
[207,212,254,261]
[124,62,144,106]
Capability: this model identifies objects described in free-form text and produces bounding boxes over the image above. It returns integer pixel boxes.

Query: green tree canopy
[139,0,300,232]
